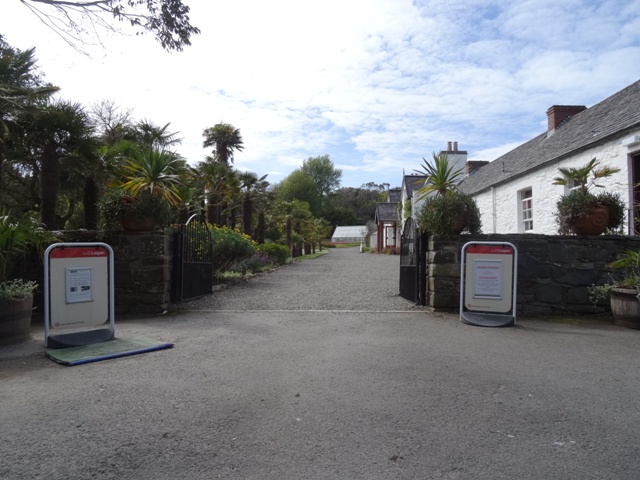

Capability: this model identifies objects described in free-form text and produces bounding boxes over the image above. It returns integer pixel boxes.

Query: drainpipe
[491,187,497,233]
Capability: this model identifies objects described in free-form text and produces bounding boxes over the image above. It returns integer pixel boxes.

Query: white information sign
[44,243,115,348]
[65,267,93,303]
[460,242,518,327]
[473,260,503,299]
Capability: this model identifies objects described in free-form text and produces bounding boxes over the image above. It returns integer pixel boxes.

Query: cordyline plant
[552,157,620,193]
[414,152,465,199]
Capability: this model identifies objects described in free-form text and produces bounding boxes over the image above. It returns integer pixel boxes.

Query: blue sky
[3,0,640,188]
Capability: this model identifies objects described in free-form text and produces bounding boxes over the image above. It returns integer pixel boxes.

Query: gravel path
[180,247,423,312]
[4,248,640,479]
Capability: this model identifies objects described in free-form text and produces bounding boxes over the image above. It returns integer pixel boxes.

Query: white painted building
[409,143,486,231]
[400,174,427,232]
[460,80,640,235]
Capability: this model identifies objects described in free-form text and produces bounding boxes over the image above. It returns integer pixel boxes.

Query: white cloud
[2,0,640,188]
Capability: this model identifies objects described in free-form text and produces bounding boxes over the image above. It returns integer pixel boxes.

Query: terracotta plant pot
[0,295,34,345]
[610,287,640,329]
[570,204,610,235]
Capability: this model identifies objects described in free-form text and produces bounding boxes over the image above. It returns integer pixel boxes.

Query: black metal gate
[399,218,428,305]
[172,214,214,303]
[400,217,418,302]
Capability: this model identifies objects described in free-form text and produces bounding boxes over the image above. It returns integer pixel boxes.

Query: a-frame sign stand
[44,243,115,348]
[460,242,518,327]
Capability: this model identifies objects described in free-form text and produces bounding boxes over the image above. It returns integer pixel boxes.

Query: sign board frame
[44,243,115,348]
[459,242,518,327]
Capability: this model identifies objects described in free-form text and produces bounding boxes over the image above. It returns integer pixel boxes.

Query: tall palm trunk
[207,193,223,227]
[0,143,5,207]
[40,142,60,229]
[83,177,99,229]
[286,217,292,248]
[243,195,253,238]
[256,211,266,244]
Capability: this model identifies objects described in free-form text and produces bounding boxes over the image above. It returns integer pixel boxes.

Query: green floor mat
[45,336,173,366]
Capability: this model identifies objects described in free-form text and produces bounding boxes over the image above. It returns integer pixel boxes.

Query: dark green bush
[257,243,290,266]
[555,190,625,234]
[416,192,482,236]
[99,188,174,233]
[230,254,271,274]
[210,225,256,273]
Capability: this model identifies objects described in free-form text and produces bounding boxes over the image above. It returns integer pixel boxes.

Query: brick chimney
[546,105,587,133]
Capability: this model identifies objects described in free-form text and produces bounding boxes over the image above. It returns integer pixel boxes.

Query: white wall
[475,131,640,234]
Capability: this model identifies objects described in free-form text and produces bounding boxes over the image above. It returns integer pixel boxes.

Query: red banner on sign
[50,247,108,259]
[467,245,513,255]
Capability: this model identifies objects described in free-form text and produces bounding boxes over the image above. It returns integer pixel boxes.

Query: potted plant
[0,212,57,344]
[414,152,482,235]
[589,250,640,329]
[553,158,625,235]
[99,188,175,233]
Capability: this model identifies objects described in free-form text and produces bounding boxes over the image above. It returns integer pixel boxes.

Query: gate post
[417,232,428,306]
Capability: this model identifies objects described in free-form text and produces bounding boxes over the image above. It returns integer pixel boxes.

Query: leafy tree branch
[19,0,200,52]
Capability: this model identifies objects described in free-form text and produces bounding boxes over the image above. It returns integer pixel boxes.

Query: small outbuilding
[331,225,367,244]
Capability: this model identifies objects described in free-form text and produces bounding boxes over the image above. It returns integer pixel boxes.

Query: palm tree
[197,158,235,226]
[275,200,313,256]
[202,123,244,165]
[254,186,275,244]
[21,99,95,229]
[238,171,269,237]
[414,152,465,199]
[133,120,182,149]
[0,37,58,207]
[118,147,186,206]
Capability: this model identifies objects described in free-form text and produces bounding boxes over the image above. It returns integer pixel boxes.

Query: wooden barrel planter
[610,287,640,329]
[0,295,34,345]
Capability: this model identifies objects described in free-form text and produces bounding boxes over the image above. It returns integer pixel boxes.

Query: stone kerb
[427,234,640,315]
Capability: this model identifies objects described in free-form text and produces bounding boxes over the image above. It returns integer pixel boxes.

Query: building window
[520,189,533,231]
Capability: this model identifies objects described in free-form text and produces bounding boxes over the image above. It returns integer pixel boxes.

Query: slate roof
[388,188,402,203]
[375,203,398,223]
[403,175,427,198]
[460,79,640,196]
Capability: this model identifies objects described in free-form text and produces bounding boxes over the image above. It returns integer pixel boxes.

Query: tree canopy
[300,154,342,201]
[275,170,321,217]
[19,0,200,52]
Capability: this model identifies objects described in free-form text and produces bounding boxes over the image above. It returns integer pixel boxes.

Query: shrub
[555,190,625,235]
[99,188,175,233]
[416,192,482,236]
[0,278,38,301]
[0,211,58,300]
[257,243,290,266]
[229,254,271,275]
[210,225,256,273]
[553,158,625,235]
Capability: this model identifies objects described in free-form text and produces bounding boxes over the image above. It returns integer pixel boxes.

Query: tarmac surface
[2,248,640,479]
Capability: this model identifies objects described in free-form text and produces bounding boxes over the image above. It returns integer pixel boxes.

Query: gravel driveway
[2,248,640,479]
[180,247,420,312]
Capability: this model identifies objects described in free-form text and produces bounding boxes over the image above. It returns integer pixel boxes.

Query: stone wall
[107,232,173,315]
[40,231,173,316]
[428,234,640,315]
